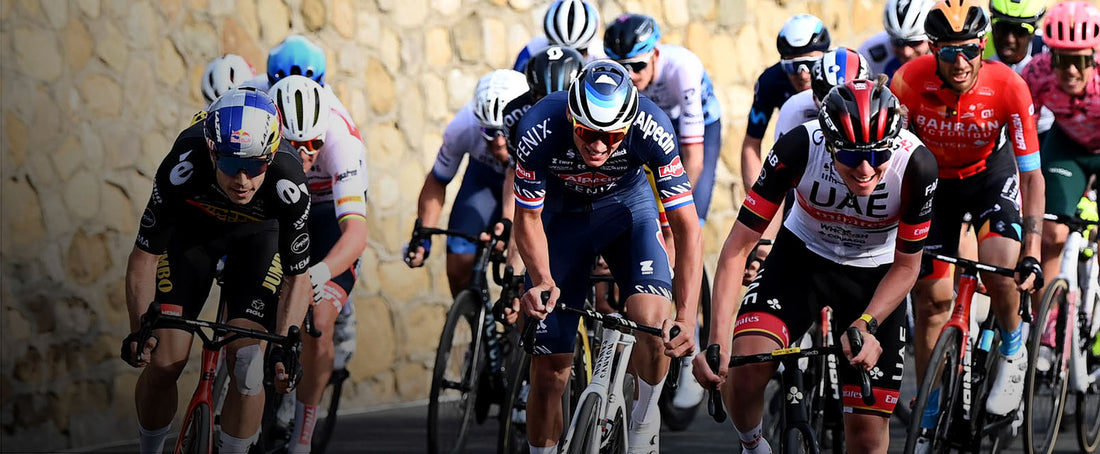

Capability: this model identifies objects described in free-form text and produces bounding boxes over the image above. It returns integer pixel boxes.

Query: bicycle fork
[563,325,634,452]
[1062,230,1099,393]
[175,346,221,454]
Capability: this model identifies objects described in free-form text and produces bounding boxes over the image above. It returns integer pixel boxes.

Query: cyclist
[858,0,936,80]
[267,75,368,453]
[512,60,702,454]
[890,0,1044,427]
[740,14,830,202]
[505,45,586,149]
[404,69,528,295]
[695,78,938,454]
[513,0,605,72]
[121,88,312,454]
[987,0,1056,138]
[1023,1,1100,305]
[774,47,872,140]
[201,54,255,106]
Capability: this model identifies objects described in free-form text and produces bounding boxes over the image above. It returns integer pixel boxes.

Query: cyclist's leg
[445,161,504,295]
[292,280,348,452]
[136,235,219,453]
[1041,124,1095,281]
[693,119,722,224]
[219,221,282,448]
[724,228,816,452]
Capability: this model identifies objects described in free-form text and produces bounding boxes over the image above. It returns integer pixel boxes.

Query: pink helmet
[1043,1,1100,50]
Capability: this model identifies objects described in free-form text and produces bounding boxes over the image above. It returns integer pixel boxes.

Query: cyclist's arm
[1005,73,1045,261]
[320,217,367,277]
[514,204,550,286]
[125,247,159,332]
[1019,169,1045,260]
[416,173,447,228]
[666,203,702,325]
[322,141,370,276]
[501,168,523,271]
[278,273,311,336]
[711,222,762,345]
[739,136,764,196]
[681,142,704,188]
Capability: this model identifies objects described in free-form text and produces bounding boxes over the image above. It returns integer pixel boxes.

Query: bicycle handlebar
[559,305,680,340]
[923,251,1016,277]
[407,218,512,267]
[705,344,727,423]
[1044,213,1100,233]
[845,327,875,406]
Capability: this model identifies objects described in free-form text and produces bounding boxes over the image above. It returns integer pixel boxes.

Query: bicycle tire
[498,353,532,454]
[311,368,349,454]
[905,325,963,454]
[566,394,602,454]
[179,403,212,454]
[427,290,486,454]
[1080,378,1100,453]
[1025,278,1071,454]
[783,425,818,454]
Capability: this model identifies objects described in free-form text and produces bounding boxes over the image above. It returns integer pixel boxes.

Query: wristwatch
[858,313,879,335]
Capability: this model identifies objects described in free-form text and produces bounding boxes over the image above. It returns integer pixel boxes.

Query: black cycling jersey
[745,63,799,140]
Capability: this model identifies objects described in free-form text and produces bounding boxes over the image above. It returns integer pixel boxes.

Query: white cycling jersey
[432,103,511,183]
[858,31,896,77]
[774,90,819,141]
[640,44,722,145]
[785,122,925,267]
[308,110,369,221]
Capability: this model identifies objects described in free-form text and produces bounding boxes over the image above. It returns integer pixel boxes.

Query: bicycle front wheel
[498,354,531,454]
[905,326,963,454]
[311,368,349,454]
[782,425,818,454]
[565,394,602,454]
[178,403,212,454]
[1025,278,1071,454]
[427,290,486,454]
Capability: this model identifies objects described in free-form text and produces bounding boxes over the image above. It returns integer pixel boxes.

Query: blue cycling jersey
[745,63,798,140]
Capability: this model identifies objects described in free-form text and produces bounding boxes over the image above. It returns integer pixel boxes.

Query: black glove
[266,343,302,389]
[120,331,158,367]
[1016,256,1044,290]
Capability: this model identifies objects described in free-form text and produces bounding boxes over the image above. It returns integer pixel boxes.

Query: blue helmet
[568,60,639,131]
[603,14,662,61]
[204,87,282,160]
[267,35,326,85]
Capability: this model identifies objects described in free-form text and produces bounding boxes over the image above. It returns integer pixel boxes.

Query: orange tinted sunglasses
[571,118,628,145]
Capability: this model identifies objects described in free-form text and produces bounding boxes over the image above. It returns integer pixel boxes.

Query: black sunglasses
[1051,52,1097,71]
[620,60,649,73]
[936,43,983,62]
[890,37,925,48]
[832,147,892,168]
[215,154,272,178]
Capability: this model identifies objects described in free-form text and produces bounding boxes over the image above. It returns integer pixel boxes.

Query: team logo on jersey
[291,233,310,254]
[169,150,195,186]
[276,179,307,205]
[140,209,156,228]
[560,172,616,186]
[640,260,654,275]
[231,129,253,146]
[633,112,676,155]
[658,156,685,178]
[515,163,536,181]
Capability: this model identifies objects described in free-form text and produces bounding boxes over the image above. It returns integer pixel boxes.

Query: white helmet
[544,0,601,48]
[884,0,936,41]
[202,54,255,105]
[472,69,529,130]
[269,75,330,147]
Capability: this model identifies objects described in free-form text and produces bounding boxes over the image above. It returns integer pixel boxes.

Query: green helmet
[989,0,1046,25]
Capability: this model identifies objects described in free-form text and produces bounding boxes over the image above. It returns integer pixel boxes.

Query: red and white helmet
[819,79,904,150]
[1043,1,1100,50]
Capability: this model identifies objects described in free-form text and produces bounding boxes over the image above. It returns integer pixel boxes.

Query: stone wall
[0,0,885,449]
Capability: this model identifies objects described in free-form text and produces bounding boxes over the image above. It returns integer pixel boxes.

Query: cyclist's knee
[529,354,572,398]
[915,281,953,317]
[144,357,187,386]
[230,343,265,396]
[843,414,889,454]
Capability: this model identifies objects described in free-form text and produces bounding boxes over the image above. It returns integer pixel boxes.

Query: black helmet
[924,0,990,41]
[525,46,585,100]
[603,14,662,61]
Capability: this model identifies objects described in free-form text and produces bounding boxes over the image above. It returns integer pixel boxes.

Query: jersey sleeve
[326,134,369,223]
[513,153,547,210]
[673,56,707,145]
[1001,69,1042,172]
[736,125,810,232]
[271,150,313,276]
[638,104,694,211]
[745,67,782,139]
[773,94,807,141]
[135,151,186,254]
[897,145,938,254]
[431,106,475,184]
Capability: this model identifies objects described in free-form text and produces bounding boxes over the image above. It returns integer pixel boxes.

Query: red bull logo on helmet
[231,129,253,147]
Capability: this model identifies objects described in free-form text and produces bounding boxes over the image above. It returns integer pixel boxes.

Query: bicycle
[904,252,1032,453]
[706,324,874,454]
[132,301,302,454]
[1025,212,1100,454]
[497,268,602,454]
[549,302,681,454]
[657,269,712,431]
[410,219,516,454]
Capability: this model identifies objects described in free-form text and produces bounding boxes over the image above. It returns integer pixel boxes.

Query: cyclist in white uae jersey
[774,48,872,140]
[512,0,606,72]
[268,75,368,454]
[695,79,938,453]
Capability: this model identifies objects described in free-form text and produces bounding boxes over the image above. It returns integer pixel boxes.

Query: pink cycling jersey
[1021,52,1100,153]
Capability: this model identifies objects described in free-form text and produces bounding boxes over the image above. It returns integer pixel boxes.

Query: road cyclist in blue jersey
[509,60,703,454]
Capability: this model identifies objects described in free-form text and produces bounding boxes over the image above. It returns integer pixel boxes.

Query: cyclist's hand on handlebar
[267,343,301,393]
[501,294,521,325]
[691,350,727,390]
[521,284,559,319]
[1014,256,1043,293]
[120,331,159,367]
[402,238,430,268]
[479,220,511,254]
[662,318,696,358]
[742,242,771,285]
[842,325,882,371]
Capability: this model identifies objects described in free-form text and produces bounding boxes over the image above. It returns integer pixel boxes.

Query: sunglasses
[1051,52,1097,71]
[216,154,272,178]
[831,146,892,168]
[620,59,649,73]
[992,18,1035,36]
[480,126,505,141]
[780,56,818,74]
[890,37,926,48]
[571,118,628,145]
[935,43,983,62]
[291,138,325,156]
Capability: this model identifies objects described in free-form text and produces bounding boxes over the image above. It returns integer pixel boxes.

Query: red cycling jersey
[891,55,1041,179]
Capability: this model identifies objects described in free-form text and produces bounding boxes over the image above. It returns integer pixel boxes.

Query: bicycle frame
[561,315,635,453]
[1051,221,1100,394]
